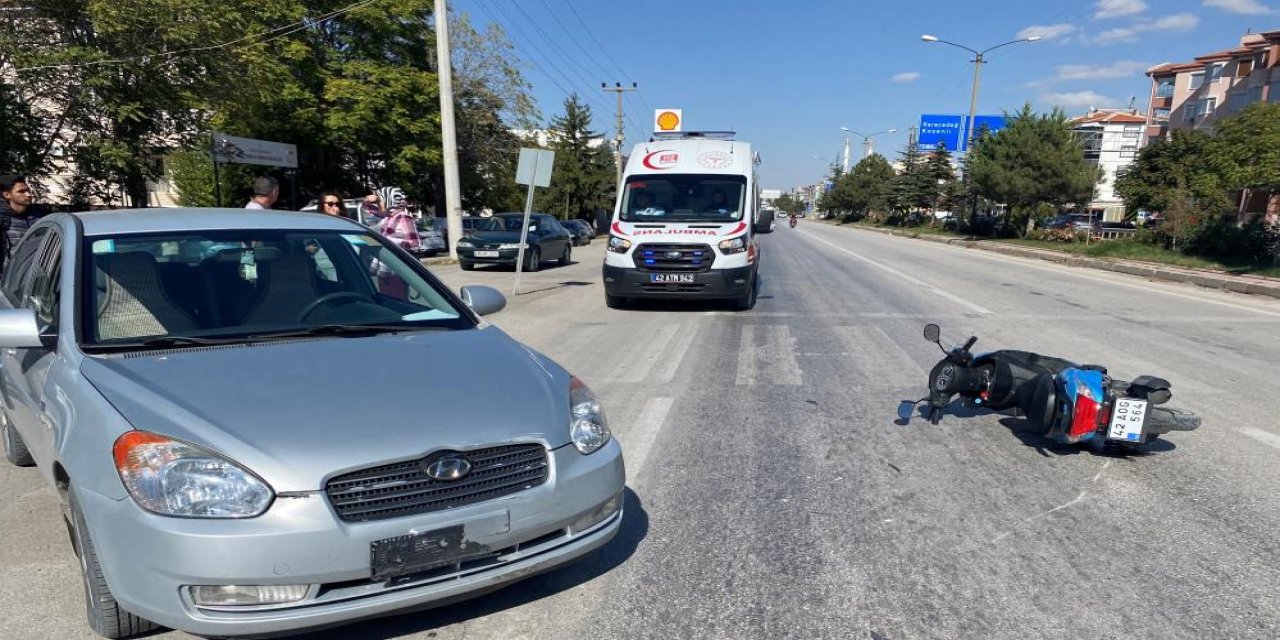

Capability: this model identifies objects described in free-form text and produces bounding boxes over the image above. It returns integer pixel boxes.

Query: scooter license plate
[1107,398,1148,442]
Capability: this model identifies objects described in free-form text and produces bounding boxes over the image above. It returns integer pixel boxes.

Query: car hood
[79,327,571,491]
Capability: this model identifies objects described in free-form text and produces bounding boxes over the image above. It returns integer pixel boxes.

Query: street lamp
[920,34,1041,151]
[841,127,899,169]
[922,33,1040,234]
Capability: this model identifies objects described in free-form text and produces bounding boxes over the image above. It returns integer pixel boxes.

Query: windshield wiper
[246,323,434,340]
[83,335,249,352]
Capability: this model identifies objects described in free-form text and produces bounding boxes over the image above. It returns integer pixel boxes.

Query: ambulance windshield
[620,175,747,223]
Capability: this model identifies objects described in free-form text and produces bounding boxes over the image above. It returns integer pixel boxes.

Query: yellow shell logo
[657,111,680,131]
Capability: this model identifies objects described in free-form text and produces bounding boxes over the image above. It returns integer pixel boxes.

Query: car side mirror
[0,308,46,348]
[459,285,507,316]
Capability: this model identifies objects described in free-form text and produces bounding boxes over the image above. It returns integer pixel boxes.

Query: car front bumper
[457,247,524,265]
[603,264,755,299]
[78,440,625,637]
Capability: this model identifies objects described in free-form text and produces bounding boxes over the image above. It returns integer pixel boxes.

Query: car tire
[69,491,160,639]
[2,413,35,467]
[732,276,758,311]
[605,293,627,309]
[559,244,572,266]
[525,248,541,272]
[460,261,475,271]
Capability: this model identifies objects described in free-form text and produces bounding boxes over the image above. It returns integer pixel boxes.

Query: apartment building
[1072,109,1146,221]
[1144,29,1280,142]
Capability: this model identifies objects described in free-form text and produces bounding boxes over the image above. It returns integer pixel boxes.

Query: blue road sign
[918,114,964,152]
[966,115,1007,148]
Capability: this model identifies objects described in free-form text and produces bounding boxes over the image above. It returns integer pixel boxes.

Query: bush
[1028,228,1085,243]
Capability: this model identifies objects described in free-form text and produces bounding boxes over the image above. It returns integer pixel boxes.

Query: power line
[12,0,384,73]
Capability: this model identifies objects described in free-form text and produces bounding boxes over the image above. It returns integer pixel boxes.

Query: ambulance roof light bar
[650,130,737,141]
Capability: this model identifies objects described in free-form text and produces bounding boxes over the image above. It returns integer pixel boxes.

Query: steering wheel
[298,292,374,322]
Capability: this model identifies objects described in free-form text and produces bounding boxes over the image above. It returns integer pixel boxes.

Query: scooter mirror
[923,324,941,344]
[896,400,916,422]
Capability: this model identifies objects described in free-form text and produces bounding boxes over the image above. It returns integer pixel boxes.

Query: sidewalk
[844,223,1280,300]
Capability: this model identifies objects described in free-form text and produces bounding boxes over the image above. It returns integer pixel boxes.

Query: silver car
[0,209,624,638]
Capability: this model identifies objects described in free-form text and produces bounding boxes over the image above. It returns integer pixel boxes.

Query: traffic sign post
[513,148,555,295]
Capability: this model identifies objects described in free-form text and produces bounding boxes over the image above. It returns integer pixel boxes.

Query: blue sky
[453,0,1277,190]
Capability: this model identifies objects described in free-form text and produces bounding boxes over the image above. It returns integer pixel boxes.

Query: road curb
[421,256,458,266]
[842,224,1280,301]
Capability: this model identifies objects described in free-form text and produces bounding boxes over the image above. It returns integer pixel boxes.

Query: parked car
[456,212,574,272]
[0,208,623,639]
[414,218,447,256]
[1044,213,1101,233]
[425,216,498,248]
[564,219,593,246]
[570,218,596,240]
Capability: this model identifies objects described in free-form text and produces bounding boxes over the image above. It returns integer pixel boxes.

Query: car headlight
[607,236,631,253]
[718,236,747,254]
[113,431,274,518]
[456,240,474,248]
[498,243,527,250]
[569,377,611,455]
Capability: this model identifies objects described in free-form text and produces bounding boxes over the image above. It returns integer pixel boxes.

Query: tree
[923,143,958,215]
[966,103,1100,235]
[535,94,615,220]
[888,137,935,219]
[1114,129,1228,216]
[831,153,895,221]
[774,193,804,216]
[1210,102,1280,219]
[0,80,43,176]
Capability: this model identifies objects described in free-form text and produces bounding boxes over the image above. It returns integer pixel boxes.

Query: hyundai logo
[424,456,472,481]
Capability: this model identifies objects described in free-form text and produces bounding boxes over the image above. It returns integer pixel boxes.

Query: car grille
[325,444,550,522]
[633,243,714,272]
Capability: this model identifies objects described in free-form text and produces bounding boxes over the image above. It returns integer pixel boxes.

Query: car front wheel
[69,491,159,639]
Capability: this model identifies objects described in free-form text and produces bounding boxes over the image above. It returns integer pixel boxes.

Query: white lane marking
[856,228,1280,319]
[1239,427,1280,450]
[735,325,803,386]
[834,326,928,390]
[798,229,992,315]
[613,325,680,383]
[622,397,675,486]
[655,324,700,383]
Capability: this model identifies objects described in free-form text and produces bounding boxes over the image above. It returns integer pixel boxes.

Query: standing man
[244,176,279,210]
[1,174,42,274]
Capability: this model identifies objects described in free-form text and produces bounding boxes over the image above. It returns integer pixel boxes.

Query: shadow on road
[295,488,650,639]
[999,417,1177,458]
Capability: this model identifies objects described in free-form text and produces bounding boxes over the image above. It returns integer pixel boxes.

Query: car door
[0,225,56,463]
[544,218,569,255]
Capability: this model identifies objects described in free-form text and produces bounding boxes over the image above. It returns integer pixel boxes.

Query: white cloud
[1092,13,1199,44]
[1203,0,1273,15]
[1042,90,1120,108]
[1053,60,1151,81]
[1095,0,1148,19]
[892,72,921,83]
[1017,23,1079,41]
[1151,13,1201,29]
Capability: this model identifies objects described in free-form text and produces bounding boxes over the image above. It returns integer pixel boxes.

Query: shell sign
[654,109,682,132]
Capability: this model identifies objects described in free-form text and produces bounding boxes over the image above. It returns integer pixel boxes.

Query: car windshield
[80,229,470,347]
[482,216,538,232]
[620,174,747,223]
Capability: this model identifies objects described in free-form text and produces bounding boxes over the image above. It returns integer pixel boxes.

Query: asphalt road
[5,224,1280,639]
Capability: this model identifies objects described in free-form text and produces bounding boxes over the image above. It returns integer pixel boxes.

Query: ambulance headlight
[607,236,632,253]
[718,237,747,254]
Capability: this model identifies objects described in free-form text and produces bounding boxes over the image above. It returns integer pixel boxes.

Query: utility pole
[435,0,463,259]
[601,82,638,192]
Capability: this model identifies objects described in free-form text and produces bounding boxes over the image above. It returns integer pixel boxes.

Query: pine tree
[535,95,616,220]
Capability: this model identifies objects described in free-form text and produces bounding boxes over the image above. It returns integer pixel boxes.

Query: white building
[1071,109,1147,221]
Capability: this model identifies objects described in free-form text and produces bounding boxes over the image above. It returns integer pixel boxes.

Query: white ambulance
[602,131,762,310]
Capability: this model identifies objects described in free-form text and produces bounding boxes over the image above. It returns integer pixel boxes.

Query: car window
[2,225,50,305]
[30,231,61,329]
[80,228,473,347]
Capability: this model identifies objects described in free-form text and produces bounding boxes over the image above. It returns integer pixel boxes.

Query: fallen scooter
[899,324,1202,452]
